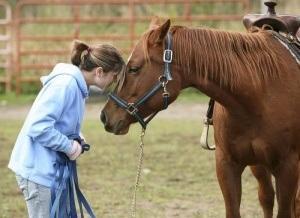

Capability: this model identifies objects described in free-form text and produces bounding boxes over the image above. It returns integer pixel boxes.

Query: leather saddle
[243,0,299,63]
[243,0,299,37]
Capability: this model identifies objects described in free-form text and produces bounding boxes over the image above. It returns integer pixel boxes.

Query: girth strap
[206,99,215,125]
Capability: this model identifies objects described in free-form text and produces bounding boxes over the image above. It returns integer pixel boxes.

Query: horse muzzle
[100,110,130,135]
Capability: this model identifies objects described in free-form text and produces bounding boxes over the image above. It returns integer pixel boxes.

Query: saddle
[243,0,299,37]
[243,0,300,63]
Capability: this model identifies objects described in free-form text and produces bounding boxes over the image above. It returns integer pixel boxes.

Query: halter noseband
[108,32,173,129]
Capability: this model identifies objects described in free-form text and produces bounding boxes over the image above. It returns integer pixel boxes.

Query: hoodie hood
[41,63,89,98]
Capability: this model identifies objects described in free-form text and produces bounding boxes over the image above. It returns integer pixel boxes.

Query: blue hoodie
[8,63,89,187]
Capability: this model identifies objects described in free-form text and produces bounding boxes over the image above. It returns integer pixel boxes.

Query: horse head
[101,19,182,135]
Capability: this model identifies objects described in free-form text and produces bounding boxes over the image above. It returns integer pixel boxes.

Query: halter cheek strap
[108,32,173,129]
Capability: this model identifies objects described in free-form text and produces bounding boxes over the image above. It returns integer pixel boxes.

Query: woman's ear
[95,67,104,77]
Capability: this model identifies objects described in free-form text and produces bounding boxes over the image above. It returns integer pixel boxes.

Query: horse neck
[172,27,280,112]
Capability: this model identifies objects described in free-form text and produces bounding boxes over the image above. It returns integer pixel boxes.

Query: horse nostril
[100,111,107,124]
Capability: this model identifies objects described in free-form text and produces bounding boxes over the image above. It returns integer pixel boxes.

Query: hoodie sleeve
[27,84,75,154]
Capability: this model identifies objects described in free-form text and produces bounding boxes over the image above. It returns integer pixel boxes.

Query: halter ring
[159,75,168,84]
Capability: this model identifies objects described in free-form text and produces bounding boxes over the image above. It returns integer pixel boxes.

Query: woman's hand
[67,140,82,160]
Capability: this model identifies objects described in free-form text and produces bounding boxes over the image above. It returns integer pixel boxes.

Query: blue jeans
[16,175,51,218]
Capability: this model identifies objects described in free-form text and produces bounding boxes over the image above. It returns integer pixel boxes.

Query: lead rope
[130,128,146,218]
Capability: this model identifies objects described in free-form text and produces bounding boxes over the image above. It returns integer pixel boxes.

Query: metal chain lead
[130,128,146,218]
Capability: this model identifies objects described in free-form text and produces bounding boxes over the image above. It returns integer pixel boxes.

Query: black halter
[108,32,173,129]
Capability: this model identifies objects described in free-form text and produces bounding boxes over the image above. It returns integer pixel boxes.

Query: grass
[0,92,36,106]
[176,88,209,104]
[0,116,264,218]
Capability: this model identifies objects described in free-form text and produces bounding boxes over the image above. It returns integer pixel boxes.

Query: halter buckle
[163,49,173,63]
[127,103,138,115]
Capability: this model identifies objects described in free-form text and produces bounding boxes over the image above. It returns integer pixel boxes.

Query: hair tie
[87,47,92,53]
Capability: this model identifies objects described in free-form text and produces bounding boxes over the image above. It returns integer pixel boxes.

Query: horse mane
[142,25,282,90]
[115,67,126,92]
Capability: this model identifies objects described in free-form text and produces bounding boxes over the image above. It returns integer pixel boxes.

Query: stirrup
[200,118,216,150]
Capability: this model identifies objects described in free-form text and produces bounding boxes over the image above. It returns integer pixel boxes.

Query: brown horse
[101,18,300,218]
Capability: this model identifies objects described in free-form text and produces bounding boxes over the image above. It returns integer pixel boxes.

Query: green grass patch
[0,92,36,106]
[0,117,263,217]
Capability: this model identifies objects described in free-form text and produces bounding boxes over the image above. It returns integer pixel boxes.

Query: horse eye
[128,67,140,74]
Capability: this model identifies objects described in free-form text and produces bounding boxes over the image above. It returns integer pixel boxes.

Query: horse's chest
[221,133,289,166]
[214,107,296,166]
[222,136,258,165]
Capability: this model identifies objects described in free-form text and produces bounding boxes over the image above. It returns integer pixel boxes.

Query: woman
[8,40,125,217]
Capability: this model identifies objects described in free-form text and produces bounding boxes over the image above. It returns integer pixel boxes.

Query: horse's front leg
[274,153,298,218]
[250,165,275,218]
[215,147,244,218]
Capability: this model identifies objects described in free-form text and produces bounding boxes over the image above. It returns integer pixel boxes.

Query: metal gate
[0,0,12,93]
[14,0,250,94]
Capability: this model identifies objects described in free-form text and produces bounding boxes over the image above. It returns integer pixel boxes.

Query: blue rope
[50,136,95,218]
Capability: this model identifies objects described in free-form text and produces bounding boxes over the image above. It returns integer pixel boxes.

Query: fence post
[129,1,135,50]
[0,0,12,93]
[15,1,21,95]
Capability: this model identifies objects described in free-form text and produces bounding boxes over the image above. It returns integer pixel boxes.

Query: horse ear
[148,16,161,30]
[152,19,171,44]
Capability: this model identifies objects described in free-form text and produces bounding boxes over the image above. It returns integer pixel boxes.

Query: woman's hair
[70,40,125,75]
